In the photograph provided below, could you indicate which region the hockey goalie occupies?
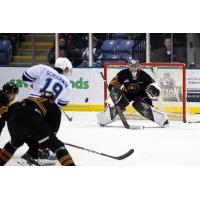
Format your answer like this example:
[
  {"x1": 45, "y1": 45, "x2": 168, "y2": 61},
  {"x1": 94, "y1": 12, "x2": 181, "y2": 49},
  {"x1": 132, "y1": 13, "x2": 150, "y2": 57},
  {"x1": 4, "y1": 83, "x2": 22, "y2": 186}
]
[{"x1": 97, "y1": 59, "x2": 169, "y2": 128}]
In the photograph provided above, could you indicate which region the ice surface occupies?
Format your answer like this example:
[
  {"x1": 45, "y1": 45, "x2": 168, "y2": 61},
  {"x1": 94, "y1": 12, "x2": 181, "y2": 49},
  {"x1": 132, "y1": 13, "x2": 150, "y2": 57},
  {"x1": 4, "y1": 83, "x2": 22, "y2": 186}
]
[{"x1": 0, "y1": 111, "x2": 200, "y2": 166}]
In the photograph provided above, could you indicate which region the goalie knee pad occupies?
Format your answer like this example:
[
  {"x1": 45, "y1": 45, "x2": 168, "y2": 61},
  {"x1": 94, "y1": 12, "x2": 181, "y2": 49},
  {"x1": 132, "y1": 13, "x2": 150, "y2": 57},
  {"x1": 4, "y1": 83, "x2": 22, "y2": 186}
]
[
  {"x1": 97, "y1": 105, "x2": 119, "y2": 126},
  {"x1": 132, "y1": 98, "x2": 168, "y2": 127}
]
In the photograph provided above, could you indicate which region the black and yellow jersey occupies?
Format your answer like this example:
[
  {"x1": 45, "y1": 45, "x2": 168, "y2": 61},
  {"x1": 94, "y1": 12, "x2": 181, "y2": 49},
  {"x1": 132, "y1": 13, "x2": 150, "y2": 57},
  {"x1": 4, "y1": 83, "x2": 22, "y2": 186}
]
[{"x1": 109, "y1": 68, "x2": 155, "y2": 101}]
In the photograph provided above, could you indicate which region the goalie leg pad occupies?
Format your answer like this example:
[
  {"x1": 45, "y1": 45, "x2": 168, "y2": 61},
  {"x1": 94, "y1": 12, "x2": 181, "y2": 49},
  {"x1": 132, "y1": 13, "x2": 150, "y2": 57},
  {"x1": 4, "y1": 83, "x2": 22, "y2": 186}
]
[
  {"x1": 97, "y1": 105, "x2": 119, "y2": 126},
  {"x1": 132, "y1": 98, "x2": 168, "y2": 127}
]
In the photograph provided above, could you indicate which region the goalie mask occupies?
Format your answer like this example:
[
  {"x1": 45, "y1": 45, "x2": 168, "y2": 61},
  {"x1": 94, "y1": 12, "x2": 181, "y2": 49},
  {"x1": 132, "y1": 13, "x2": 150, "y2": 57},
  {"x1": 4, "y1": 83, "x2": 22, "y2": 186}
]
[{"x1": 128, "y1": 59, "x2": 140, "y2": 79}]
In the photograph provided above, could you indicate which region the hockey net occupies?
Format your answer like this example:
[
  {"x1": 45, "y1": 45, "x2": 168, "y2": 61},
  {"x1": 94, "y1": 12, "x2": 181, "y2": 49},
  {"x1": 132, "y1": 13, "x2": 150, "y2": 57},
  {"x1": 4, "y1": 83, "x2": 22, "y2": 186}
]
[{"x1": 104, "y1": 62, "x2": 187, "y2": 122}]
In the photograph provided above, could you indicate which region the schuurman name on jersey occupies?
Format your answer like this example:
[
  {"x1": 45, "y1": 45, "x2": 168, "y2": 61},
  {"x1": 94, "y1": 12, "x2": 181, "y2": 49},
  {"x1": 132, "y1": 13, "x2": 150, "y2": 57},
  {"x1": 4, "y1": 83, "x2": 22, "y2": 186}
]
[{"x1": 46, "y1": 70, "x2": 68, "y2": 88}]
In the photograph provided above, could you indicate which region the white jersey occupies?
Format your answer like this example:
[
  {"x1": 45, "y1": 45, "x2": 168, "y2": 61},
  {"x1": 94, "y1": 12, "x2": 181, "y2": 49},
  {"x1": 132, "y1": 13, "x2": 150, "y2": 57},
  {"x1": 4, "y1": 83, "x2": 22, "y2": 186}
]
[{"x1": 22, "y1": 64, "x2": 72, "y2": 106}]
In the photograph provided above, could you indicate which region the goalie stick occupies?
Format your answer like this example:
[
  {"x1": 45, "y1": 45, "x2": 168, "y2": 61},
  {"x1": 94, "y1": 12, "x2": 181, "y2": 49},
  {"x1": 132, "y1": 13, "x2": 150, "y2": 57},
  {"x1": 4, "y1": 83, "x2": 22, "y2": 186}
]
[
  {"x1": 63, "y1": 142, "x2": 134, "y2": 160},
  {"x1": 100, "y1": 72, "x2": 143, "y2": 130}
]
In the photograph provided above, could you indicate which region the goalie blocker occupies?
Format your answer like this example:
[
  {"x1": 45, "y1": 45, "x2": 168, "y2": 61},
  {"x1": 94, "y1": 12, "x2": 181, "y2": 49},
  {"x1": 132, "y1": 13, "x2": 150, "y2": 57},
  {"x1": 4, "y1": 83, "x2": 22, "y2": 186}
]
[{"x1": 97, "y1": 85, "x2": 169, "y2": 127}]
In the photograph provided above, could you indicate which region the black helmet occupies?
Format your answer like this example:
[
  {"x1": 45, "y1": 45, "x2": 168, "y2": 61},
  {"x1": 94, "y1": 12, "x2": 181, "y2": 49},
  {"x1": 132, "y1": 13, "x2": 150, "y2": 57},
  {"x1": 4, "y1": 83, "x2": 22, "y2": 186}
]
[{"x1": 3, "y1": 82, "x2": 19, "y2": 94}]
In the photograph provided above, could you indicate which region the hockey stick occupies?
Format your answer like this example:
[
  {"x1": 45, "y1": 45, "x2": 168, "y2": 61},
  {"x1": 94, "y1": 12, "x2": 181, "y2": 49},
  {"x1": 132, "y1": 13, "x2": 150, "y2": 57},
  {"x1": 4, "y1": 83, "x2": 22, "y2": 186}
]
[
  {"x1": 100, "y1": 72, "x2": 143, "y2": 130},
  {"x1": 63, "y1": 142, "x2": 134, "y2": 160},
  {"x1": 60, "y1": 108, "x2": 73, "y2": 122},
  {"x1": 60, "y1": 97, "x2": 90, "y2": 122},
  {"x1": 101, "y1": 124, "x2": 166, "y2": 129},
  {"x1": 188, "y1": 121, "x2": 200, "y2": 123}
]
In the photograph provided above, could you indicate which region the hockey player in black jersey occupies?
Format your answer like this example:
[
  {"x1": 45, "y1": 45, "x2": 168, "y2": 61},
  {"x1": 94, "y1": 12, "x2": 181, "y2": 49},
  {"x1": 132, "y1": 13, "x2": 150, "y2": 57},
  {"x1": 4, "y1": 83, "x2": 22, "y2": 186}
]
[
  {"x1": 18, "y1": 94, "x2": 62, "y2": 166},
  {"x1": 0, "y1": 83, "x2": 65, "y2": 166},
  {"x1": 0, "y1": 82, "x2": 19, "y2": 137},
  {"x1": 0, "y1": 92, "x2": 75, "y2": 166},
  {"x1": 97, "y1": 59, "x2": 169, "y2": 127},
  {"x1": 0, "y1": 82, "x2": 59, "y2": 165}
]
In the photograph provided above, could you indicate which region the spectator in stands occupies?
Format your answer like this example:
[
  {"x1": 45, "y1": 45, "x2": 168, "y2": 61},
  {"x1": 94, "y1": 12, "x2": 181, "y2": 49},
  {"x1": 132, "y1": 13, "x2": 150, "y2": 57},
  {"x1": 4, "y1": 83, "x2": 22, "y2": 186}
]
[
  {"x1": 151, "y1": 37, "x2": 186, "y2": 63},
  {"x1": 0, "y1": 33, "x2": 20, "y2": 63},
  {"x1": 77, "y1": 37, "x2": 102, "y2": 68},
  {"x1": 0, "y1": 34, "x2": 18, "y2": 56},
  {"x1": 93, "y1": 33, "x2": 107, "y2": 48},
  {"x1": 48, "y1": 37, "x2": 67, "y2": 64},
  {"x1": 0, "y1": 35, "x2": 13, "y2": 64},
  {"x1": 163, "y1": 37, "x2": 173, "y2": 62},
  {"x1": 65, "y1": 33, "x2": 87, "y2": 67},
  {"x1": 48, "y1": 35, "x2": 83, "y2": 66}
]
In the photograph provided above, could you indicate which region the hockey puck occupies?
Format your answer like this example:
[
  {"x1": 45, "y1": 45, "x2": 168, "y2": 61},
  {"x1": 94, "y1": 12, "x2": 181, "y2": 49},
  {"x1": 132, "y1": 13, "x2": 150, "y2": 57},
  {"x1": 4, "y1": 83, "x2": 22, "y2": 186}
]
[{"x1": 85, "y1": 97, "x2": 89, "y2": 103}]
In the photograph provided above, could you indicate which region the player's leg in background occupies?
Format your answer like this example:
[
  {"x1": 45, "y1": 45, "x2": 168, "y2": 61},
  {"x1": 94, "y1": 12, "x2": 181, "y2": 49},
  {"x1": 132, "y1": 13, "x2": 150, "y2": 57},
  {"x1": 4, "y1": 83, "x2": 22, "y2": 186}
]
[
  {"x1": 0, "y1": 112, "x2": 25, "y2": 165},
  {"x1": 39, "y1": 103, "x2": 62, "y2": 161},
  {"x1": 40, "y1": 135, "x2": 75, "y2": 166},
  {"x1": 17, "y1": 136, "x2": 43, "y2": 166},
  {"x1": 30, "y1": 119, "x2": 75, "y2": 166},
  {"x1": 19, "y1": 105, "x2": 61, "y2": 165}
]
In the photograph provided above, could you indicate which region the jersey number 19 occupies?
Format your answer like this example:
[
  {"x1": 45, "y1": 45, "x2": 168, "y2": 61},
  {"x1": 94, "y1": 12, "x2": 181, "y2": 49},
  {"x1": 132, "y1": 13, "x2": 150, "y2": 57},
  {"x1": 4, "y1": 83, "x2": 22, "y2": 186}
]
[{"x1": 40, "y1": 78, "x2": 63, "y2": 99}]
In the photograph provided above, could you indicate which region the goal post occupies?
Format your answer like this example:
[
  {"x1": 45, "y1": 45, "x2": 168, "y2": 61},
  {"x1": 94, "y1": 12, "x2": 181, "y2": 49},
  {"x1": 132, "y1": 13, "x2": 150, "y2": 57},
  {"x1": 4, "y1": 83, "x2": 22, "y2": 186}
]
[{"x1": 104, "y1": 62, "x2": 187, "y2": 122}]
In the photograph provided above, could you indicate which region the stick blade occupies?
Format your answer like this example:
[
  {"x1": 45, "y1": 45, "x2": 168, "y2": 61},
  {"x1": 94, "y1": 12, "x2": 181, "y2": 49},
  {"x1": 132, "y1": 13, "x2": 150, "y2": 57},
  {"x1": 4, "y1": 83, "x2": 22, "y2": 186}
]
[
  {"x1": 188, "y1": 121, "x2": 200, "y2": 123},
  {"x1": 114, "y1": 149, "x2": 134, "y2": 160},
  {"x1": 129, "y1": 125, "x2": 144, "y2": 130}
]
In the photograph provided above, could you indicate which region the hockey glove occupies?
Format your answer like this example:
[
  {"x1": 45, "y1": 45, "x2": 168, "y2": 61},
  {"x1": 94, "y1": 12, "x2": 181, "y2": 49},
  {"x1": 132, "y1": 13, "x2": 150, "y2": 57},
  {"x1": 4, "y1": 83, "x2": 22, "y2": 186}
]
[{"x1": 146, "y1": 83, "x2": 161, "y2": 98}]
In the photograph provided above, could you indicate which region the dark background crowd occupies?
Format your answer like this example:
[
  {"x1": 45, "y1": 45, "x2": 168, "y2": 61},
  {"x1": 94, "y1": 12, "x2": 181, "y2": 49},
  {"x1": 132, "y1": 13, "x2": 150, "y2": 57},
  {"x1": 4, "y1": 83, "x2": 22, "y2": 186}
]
[{"x1": 0, "y1": 33, "x2": 195, "y2": 68}]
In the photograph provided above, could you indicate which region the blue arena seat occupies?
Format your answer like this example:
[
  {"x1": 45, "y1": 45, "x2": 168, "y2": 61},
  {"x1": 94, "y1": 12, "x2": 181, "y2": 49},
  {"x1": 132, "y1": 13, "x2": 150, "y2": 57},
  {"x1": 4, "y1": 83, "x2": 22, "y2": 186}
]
[
  {"x1": 0, "y1": 40, "x2": 12, "y2": 64},
  {"x1": 104, "y1": 53, "x2": 121, "y2": 60},
  {"x1": 0, "y1": 40, "x2": 12, "y2": 51},
  {"x1": 101, "y1": 40, "x2": 118, "y2": 53},
  {"x1": 0, "y1": 52, "x2": 9, "y2": 64},
  {"x1": 118, "y1": 40, "x2": 134, "y2": 53}
]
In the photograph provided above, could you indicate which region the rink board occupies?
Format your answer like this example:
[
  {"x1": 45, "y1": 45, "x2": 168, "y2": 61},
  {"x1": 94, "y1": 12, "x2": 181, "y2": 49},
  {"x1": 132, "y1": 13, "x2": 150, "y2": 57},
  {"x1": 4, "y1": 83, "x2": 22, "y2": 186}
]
[{"x1": 0, "y1": 67, "x2": 200, "y2": 114}]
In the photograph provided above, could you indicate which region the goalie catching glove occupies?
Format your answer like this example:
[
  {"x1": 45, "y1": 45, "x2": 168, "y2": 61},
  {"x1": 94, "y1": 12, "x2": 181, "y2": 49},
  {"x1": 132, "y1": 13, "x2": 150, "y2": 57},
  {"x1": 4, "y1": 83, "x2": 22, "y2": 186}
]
[{"x1": 146, "y1": 83, "x2": 161, "y2": 99}]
